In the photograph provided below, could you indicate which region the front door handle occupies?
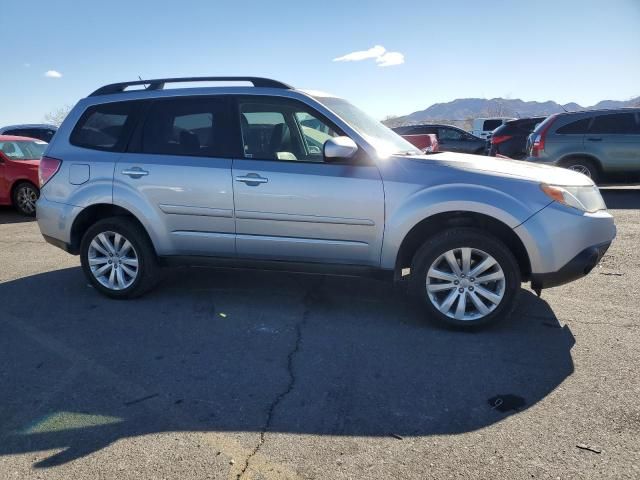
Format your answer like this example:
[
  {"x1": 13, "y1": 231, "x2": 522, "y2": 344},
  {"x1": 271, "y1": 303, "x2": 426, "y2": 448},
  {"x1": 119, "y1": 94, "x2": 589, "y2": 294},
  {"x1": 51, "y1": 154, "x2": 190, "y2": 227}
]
[
  {"x1": 122, "y1": 167, "x2": 149, "y2": 178},
  {"x1": 235, "y1": 174, "x2": 268, "y2": 186}
]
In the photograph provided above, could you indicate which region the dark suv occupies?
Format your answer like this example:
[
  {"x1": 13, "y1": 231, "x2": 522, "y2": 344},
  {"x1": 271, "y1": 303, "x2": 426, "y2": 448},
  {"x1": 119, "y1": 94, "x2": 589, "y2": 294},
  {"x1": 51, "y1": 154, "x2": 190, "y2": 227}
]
[
  {"x1": 393, "y1": 124, "x2": 487, "y2": 155},
  {"x1": 0, "y1": 124, "x2": 57, "y2": 143},
  {"x1": 526, "y1": 108, "x2": 640, "y2": 183},
  {"x1": 489, "y1": 117, "x2": 545, "y2": 159}
]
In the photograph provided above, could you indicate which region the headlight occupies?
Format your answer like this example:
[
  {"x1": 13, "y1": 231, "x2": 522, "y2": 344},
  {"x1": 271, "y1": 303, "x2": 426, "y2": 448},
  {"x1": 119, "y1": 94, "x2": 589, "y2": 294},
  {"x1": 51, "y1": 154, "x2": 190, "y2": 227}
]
[{"x1": 540, "y1": 183, "x2": 606, "y2": 212}]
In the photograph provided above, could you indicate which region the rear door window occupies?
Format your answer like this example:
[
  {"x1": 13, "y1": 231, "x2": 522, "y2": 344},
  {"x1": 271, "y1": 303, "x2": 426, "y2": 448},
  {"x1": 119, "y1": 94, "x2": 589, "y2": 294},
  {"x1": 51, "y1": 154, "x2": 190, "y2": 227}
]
[
  {"x1": 140, "y1": 97, "x2": 233, "y2": 158},
  {"x1": 71, "y1": 101, "x2": 141, "y2": 151},
  {"x1": 589, "y1": 113, "x2": 639, "y2": 134}
]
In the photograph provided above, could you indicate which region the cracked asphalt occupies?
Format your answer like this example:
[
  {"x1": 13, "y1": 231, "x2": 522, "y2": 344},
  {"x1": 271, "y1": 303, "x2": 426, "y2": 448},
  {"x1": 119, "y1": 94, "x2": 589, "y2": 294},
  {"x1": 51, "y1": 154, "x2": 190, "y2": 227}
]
[{"x1": 0, "y1": 187, "x2": 638, "y2": 479}]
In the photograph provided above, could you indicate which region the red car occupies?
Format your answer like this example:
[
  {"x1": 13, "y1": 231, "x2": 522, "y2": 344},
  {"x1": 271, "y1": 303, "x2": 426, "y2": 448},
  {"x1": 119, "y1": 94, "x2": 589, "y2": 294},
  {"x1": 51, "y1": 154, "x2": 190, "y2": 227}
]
[
  {"x1": 0, "y1": 135, "x2": 47, "y2": 216},
  {"x1": 400, "y1": 132, "x2": 439, "y2": 153}
]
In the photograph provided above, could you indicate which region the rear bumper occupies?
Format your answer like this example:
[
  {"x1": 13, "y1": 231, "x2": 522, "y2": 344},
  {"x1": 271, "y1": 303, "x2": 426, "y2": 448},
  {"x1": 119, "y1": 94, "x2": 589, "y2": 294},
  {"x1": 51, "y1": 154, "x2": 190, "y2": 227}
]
[
  {"x1": 36, "y1": 197, "x2": 81, "y2": 254},
  {"x1": 530, "y1": 241, "x2": 611, "y2": 290},
  {"x1": 43, "y1": 234, "x2": 74, "y2": 253}
]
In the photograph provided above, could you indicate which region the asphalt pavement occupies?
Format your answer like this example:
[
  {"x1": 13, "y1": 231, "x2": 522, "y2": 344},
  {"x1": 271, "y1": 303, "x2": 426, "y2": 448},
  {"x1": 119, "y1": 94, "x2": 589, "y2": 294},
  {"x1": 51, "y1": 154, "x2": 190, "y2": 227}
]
[{"x1": 0, "y1": 187, "x2": 638, "y2": 479}]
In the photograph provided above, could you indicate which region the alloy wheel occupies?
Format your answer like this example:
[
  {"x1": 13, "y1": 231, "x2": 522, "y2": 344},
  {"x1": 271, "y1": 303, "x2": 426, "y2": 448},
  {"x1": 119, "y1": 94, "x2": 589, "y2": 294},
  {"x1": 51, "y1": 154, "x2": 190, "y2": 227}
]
[
  {"x1": 88, "y1": 231, "x2": 139, "y2": 290},
  {"x1": 426, "y1": 247, "x2": 505, "y2": 321},
  {"x1": 568, "y1": 164, "x2": 592, "y2": 178},
  {"x1": 16, "y1": 185, "x2": 38, "y2": 214}
]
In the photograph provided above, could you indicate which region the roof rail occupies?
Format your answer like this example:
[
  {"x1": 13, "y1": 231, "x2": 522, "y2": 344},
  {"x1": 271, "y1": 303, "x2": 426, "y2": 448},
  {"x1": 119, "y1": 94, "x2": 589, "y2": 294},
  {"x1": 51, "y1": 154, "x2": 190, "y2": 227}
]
[{"x1": 89, "y1": 76, "x2": 292, "y2": 96}]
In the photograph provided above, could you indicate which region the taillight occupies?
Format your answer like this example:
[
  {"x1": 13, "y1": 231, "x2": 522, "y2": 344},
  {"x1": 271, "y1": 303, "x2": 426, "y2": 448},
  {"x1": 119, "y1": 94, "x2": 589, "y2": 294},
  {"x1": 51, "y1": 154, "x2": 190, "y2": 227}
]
[
  {"x1": 530, "y1": 115, "x2": 557, "y2": 157},
  {"x1": 39, "y1": 156, "x2": 62, "y2": 187},
  {"x1": 491, "y1": 135, "x2": 512, "y2": 145}
]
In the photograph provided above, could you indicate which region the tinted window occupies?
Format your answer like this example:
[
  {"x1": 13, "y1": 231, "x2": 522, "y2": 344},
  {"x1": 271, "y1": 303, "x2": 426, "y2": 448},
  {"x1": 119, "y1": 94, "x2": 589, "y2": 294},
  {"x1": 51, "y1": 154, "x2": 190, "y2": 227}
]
[
  {"x1": 141, "y1": 98, "x2": 232, "y2": 157},
  {"x1": 407, "y1": 125, "x2": 437, "y2": 135},
  {"x1": 239, "y1": 97, "x2": 340, "y2": 162},
  {"x1": 392, "y1": 126, "x2": 412, "y2": 135},
  {"x1": 590, "y1": 113, "x2": 638, "y2": 134},
  {"x1": 516, "y1": 119, "x2": 543, "y2": 133},
  {"x1": 71, "y1": 102, "x2": 139, "y2": 151},
  {"x1": 4, "y1": 129, "x2": 29, "y2": 137},
  {"x1": 556, "y1": 118, "x2": 591, "y2": 134},
  {"x1": 483, "y1": 120, "x2": 503, "y2": 131},
  {"x1": 437, "y1": 127, "x2": 464, "y2": 141}
]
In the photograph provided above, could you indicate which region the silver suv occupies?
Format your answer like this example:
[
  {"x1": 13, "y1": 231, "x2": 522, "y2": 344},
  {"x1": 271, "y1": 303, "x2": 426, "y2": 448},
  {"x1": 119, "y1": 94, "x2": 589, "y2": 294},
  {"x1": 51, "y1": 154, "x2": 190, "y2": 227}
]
[
  {"x1": 36, "y1": 77, "x2": 616, "y2": 328},
  {"x1": 526, "y1": 108, "x2": 640, "y2": 184}
]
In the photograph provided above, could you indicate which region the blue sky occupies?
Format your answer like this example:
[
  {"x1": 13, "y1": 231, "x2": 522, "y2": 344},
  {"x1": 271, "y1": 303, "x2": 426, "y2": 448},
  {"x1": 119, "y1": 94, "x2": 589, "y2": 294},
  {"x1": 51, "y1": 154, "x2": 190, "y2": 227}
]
[{"x1": 1, "y1": 0, "x2": 639, "y2": 125}]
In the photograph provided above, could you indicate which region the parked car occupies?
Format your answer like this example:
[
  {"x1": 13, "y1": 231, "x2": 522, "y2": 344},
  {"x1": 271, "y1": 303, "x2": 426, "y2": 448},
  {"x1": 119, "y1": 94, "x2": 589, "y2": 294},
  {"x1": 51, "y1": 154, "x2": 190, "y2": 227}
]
[
  {"x1": 526, "y1": 108, "x2": 640, "y2": 184},
  {"x1": 0, "y1": 135, "x2": 46, "y2": 215},
  {"x1": 471, "y1": 118, "x2": 515, "y2": 139},
  {"x1": 391, "y1": 126, "x2": 439, "y2": 152},
  {"x1": 37, "y1": 76, "x2": 615, "y2": 329},
  {"x1": 0, "y1": 124, "x2": 57, "y2": 143},
  {"x1": 489, "y1": 117, "x2": 546, "y2": 159},
  {"x1": 393, "y1": 124, "x2": 486, "y2": 154}
]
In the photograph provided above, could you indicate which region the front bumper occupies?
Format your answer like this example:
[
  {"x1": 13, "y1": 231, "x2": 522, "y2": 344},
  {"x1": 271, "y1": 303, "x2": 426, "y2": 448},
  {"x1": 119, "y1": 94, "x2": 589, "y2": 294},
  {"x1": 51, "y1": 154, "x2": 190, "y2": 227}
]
[
  {"x1": 531, "y1": 241, "x2": 611, "y2": 290},
  {"x1": 514, "y1": 201, "x2": 616, "y2": 279}
]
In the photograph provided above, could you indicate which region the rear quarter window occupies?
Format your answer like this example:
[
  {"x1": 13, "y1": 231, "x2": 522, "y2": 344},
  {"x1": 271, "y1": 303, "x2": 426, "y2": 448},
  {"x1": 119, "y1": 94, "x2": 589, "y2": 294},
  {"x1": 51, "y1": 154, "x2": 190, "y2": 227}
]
[
  {"x1": 70, "y1": 101, "x2": 141, "y2": 151},
  {"x1": 555, "y1": 118, "x2": 591, "y2": 134}
]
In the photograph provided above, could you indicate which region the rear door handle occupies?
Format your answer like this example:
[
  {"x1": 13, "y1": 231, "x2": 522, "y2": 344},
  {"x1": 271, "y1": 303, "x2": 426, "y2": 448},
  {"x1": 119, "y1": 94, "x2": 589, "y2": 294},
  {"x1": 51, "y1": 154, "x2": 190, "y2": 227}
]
[
  {"x1": 235, "y1": 174, "x2": 268, "y2": 186},
  {"x1": 587, "y1": 137, "x2": 602, "y2": 142},
  {"x1": 122, "y1": 167, "x2": 149, "y2": 178}
]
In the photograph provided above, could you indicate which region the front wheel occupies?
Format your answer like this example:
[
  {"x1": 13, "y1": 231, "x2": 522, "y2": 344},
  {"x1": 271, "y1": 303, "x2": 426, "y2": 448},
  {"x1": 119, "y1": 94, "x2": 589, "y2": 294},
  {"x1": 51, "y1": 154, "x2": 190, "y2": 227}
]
[
  {"x1": 409, "y1": 228, "x2": 521, "y2": 329},
  {"x1": 562, "y1": 158, "x2": 600, "y2": 184},
  {"x1": 80, "y1": 217, "x2": 159, "y2": 299}
]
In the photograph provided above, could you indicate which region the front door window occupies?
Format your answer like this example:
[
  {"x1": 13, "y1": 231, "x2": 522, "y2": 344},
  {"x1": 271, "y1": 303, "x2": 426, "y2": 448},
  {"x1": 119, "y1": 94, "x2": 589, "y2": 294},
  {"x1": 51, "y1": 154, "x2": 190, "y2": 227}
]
[{"x1": 239, "y1": 98, "x2": 340, "y2": 162}]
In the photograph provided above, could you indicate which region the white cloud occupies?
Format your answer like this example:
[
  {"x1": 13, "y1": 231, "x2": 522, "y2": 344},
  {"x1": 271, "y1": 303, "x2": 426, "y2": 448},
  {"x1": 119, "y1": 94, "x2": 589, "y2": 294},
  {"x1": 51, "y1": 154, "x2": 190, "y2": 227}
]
[
  {"x1": 376, "y1": 51, "x2": 405, "y2": 67},
  {"x1": 333, "y1": 45, "x2": 386, "y2": 62},
  {"x1": 332, "y1": 45, "x2": 404, "y2": 67},
  {"x1": 44, "y1": 70, "x2": 63, "y2": 78}
]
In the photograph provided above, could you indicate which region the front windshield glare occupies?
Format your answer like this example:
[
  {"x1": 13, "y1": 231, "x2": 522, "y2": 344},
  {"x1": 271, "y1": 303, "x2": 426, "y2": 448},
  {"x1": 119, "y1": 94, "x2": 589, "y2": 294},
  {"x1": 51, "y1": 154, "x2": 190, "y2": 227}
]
[{"x1": 313, "y1": 96, "x2": 421, "y2": 156}]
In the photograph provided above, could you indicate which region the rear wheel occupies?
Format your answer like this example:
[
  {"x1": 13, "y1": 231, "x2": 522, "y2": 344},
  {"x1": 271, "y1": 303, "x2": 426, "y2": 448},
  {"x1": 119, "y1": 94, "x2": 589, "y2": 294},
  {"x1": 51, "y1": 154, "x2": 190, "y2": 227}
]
[
  {"x1": 561, "y1": 157, "x2": 600, "y2": 184},
  {"x1": 80, "y1": 217, "x2": 159, "y2": 298},
  {"x1": 409, "y1": 228, "x2": 521, "y2": 329},
  {"x1": 12, "y1": 182, "x2": 39, "y2": 216}
]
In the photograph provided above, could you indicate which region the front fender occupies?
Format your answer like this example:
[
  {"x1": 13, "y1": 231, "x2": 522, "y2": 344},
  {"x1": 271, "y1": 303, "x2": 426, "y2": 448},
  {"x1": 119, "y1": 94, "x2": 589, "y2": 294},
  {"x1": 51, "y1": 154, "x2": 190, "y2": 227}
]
[{"x1": 380, "y1": 183, "x2": 544, "y2": 269}]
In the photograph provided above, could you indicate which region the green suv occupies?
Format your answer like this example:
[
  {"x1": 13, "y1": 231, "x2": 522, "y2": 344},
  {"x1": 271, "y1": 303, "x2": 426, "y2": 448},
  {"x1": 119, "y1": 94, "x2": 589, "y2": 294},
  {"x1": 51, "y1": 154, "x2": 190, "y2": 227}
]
[{"x1": 526, "y1": 108, "x2": 640, "y2": 184}]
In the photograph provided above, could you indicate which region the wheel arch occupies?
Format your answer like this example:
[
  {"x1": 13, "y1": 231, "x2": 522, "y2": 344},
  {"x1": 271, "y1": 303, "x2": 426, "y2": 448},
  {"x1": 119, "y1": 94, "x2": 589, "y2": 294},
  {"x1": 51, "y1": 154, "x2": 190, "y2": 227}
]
[
  {"x1": 69, "y1": 203, "x2": 154, "y2": 255},
  {"x1": 558, "y1": 153, "x2": 603, "y2": 173},
  {"x1": 394, "y1": 211, "x2": 532, "y2": 282}
]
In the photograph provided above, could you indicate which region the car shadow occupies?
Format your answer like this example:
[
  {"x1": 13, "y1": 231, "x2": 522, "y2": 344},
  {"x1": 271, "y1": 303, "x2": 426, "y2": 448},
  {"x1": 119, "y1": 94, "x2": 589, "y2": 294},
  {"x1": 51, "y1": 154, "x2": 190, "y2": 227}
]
[
  {"x1": 0, "y1": 266, "x2": 575, "y2": 468},
  {"x1": 600, "y1": 187, "x2": 640, "y2": 210},
  {"x1": 0, "y1": 206, "x2": 34, "y2": 224}
]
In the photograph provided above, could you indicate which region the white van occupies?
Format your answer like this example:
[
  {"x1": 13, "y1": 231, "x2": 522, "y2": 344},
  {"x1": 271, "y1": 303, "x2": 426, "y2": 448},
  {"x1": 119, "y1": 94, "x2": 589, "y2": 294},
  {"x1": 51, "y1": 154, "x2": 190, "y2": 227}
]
[{"x1": 471, "y1": 118, "x2": 515, "y2": 139}]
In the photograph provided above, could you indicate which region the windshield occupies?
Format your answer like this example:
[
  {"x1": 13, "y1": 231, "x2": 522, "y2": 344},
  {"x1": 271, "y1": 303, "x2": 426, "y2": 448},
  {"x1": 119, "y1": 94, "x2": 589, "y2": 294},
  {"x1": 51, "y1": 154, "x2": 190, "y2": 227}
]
[
  {"x1": 312, "y1": 96, "x2": 421, "y2": 156},
  {"x1": 0, "y1": 140, "x2": 47, "y2": 160}
]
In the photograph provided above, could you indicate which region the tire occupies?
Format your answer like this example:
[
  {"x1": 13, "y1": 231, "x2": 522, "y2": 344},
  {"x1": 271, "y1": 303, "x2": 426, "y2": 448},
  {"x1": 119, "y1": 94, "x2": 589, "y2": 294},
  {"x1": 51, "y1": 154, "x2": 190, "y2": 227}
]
[
  {"x1": 12, "y1": 181, "x2": 39, "y2": 216},
  {"x1": 80, "y1": 216, "x2": 160, "y2": 299},
  {"x1": 409, "y1": 228, "x2": 521, "y2": 329},
  {"x1": 561, "y1": 157, "x2": 600, "y2": 184}
]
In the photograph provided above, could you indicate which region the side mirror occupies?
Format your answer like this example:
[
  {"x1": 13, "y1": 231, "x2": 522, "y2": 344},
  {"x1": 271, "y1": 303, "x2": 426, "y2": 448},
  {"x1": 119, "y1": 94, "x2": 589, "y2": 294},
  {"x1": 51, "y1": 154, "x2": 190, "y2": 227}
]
[{"x1": 323, "y1": 136, "x2": 358, "y2": 162}]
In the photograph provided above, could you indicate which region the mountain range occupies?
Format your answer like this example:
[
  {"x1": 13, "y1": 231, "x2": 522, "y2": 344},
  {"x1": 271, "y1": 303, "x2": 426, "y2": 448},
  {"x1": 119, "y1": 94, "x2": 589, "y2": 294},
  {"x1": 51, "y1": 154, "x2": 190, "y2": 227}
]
[{"x1": 384, "y1": 96, "x2": 640, "y2": 127}]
